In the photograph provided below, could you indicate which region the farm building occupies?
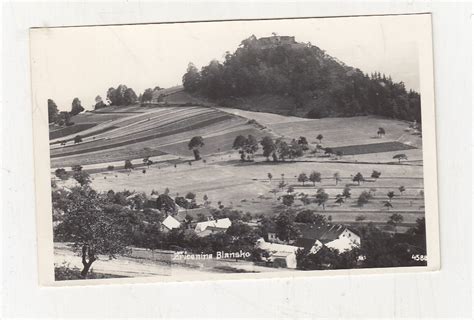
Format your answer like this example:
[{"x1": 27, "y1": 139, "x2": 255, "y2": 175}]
[
  {"x1": 162, "y1": 215, "x2": 181, "y2": 231},
  {"x1": 195, "y1": 218, "x2": 232, "y2": 234},
  {"x1": 295, "y1": 224, "x2": 361, "y2": 252},
  {"x1": 255, "y1": 239, "x2": 301, "y2": 269}
]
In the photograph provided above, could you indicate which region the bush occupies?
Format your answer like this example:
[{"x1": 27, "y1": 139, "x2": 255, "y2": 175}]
[{"x1": 107, "y1": 165, "x2": 115, "y2": 171}]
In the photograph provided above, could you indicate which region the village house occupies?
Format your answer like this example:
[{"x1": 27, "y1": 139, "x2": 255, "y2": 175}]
[
  {"x1": 295, "y1": 223, "x2": 361, "y2": 252},
  {"x1": 194, "y1": 218, "x2": 232, "y2": 237},
  {"x1": 255, "y1": 239, "x2": 301, "y2": 269}
]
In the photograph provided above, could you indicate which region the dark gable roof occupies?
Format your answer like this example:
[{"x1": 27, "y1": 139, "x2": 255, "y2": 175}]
[
  {"x1": 174, "y1": 207, "x2": 212, "y2": 223},
  {"x1": 294, "y1": 238, "x2": 317, "y2": 250},
  {"x1": 296, "y1": 223, "x2": 350, "y2": 243}
]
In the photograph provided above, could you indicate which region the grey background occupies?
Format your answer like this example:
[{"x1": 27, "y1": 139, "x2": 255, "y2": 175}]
[{"x1": 1, "y1": 1, "x2": 472, "y2": 318}]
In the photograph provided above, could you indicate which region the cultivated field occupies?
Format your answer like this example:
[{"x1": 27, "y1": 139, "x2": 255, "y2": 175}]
[{"x1": 52, "y1": 98, "x2": 425, "y2": 229}]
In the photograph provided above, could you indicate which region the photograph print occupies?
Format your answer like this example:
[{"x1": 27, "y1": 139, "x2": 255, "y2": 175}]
[{"x1": 30, "y1": 13, "x2": 439, "y2": 284}]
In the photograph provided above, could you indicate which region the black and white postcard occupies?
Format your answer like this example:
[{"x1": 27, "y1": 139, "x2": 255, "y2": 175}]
[{"x1": 30, "y1": 13, "x2": 439, "y2": 285}]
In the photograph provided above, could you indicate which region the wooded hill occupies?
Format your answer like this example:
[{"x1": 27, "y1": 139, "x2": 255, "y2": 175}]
[{"x1": 182, "y1": 35, "x2": 421, "y2": 122}]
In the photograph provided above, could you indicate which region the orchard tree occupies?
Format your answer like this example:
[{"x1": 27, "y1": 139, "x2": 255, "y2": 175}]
[
  {"x1": 267, "y1": 173, "x2": 273, "y2": 182},
  {"x1": 316, "y1": 134, "x2": 323, "y2": 144},
  {"x1": 357, "y1": 191, "x2": 371, "y2": 207},
  {"x1": 377, "y1": 127, "x2": 386, "y2": 138},
  {"x1": 399, "y1": 186, "x2": 406, "y2": 195},
  {"x1": 124, "y1": 160, "x2": 133, "y2": 171},
  {"x1": 335, "y1": 194, "x2": 345, "y2": 206},
  {"x1": 309, "y1": 171, "x2": 321, "y2": 186},
  {"x1": 74, "y1": 135, "x2": 83, "y2": 144},
  {"x1": 371, "y1": 170, "x2": 381, "y2": 179},
  {"x1": 333, "y1": 172, "x2": 341, "y2": 185},
  {"x1": 393, "y1": 154, "x2": 408, "y2": 163},
  {"x1": 387, "y1": 191, "x2": 395, "y2": 202},
  {"x1": 342, "y1": 186, "x2": 351, "y2": 199},
  {"x1": 383, "y1": 201, "x2": 393, "y2": 210},
  {"x1": 298, "y1": 173, "x2": 308, "y2": 186},
  {"x1": 315, "y1": 189, "x2": 329, "y2": 210},
  {"x1": 353, "y1": 172, "x2": 364, "y2": 185},
  {"x1": 188, "y1": 136, "x2": 205, "y2": 160}
]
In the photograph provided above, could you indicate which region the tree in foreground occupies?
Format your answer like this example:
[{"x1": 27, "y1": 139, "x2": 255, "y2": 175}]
[
  {"x1": 188, "y1": 136, "x2": 205, "y2": 160},
  {"x1": 55, "y1": 186, "x2": 133, "y2": 278}
]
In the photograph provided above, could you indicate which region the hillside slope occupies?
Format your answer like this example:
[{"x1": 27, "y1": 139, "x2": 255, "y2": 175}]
[{"x1": 182, "y1": 35, "x2": 421, "y2": 121}]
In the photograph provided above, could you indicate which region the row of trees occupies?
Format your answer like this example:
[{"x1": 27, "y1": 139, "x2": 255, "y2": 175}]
[{"x1": 182, "y1": 35, "x2": 421, "y2": 121}]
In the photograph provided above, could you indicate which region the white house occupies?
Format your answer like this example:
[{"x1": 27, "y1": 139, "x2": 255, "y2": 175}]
[
  {"x1": 162, "y1": 215, "x2": 181, "y2": 231},
  {"x1": 297, "y1": 224, "x2": 361, "y2": 252},
  {"x1": 255, "y1": 238, "x2": 301, "y2": 269},
  {"x1": 195, "y1": 218, "x2": 232, "y2": 233}
]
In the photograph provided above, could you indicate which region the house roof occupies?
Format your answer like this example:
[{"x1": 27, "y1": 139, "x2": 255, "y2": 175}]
[
  {"x1": 195, "y1": 218, "x2": 231, "y2": 233},
  {"x1": 294, "y1": 238, "x2": 318, "y2": 250},
  {"x1": 256, "y1": 238, "x2": 299, "y2": 254},
  {"x1": 296, "y1": 223, "x2": 355, "y2": 243},
  {"x1": 162, "y1": 215, "x2": 181, "y2": 230},
  {"x1": 325, "y1": 237, "x2": 359, "y2": 252},
  {"x1": 173, "y1": 207, "x2": 212, "y2": 223}
]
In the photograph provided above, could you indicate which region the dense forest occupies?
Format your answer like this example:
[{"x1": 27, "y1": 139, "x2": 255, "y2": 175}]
[{"x1": 182, "y1": 35, "x2": 421, "y2": 121}]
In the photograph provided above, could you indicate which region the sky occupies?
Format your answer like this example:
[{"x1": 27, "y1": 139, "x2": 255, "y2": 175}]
[{"x1": 31, "y1": 14, "x2": 425, "y2": 111}]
